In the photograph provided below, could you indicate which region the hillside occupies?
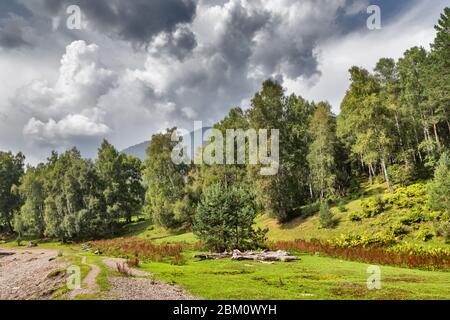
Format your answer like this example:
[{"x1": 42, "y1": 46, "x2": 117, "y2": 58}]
[
  {"x1": 122, "y1": 181, "x2": 450, "y2": 250},
  {"x1": 121, "y1": 141, "x2": 151, "y2": 160}
]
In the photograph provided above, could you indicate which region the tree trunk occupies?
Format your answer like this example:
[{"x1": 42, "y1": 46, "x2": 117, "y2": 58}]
[
  {"x1": 381, "y1": 158, "x2": 395, "y2": 193},
  {"x1": 6, "y1": 219, "x2": 13, "y2": 234},
  {"x1": 394, "y1": 112, "x2": 404, "y2": 148},
  {"x1": 433, "y1": 123, "x2": 441, "y2": 147}
]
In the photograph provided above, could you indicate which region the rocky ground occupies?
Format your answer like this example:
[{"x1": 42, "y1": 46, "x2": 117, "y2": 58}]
[
  {"x1": 0, "y1": 248, "x2": 67, "y2": 300},
  {"x1": 0, "y1": 247, "x2": 198, "y2": 300}
]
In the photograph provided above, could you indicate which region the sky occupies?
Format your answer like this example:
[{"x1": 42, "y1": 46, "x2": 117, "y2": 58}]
[{"x1": 0, "y1": 0, "x2": 448, "y2": 164}]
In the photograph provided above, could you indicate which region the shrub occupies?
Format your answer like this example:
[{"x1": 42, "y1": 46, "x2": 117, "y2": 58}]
[
  {"x1": 386, "y1": 224, "x2": 408, "y2": 238},
  {"x1": 299, "y1": 201, "x2": 321, "y2": 218},
  {"x1": 92, "y1": 237, "x2": 185, "y2": 263},
  {"x1": 268, "y1": 239, "x2": 450, "y2": 270},
  {"x1": 193, "y1": 184, "x2": 268, "y2": 252},
  {"x1": 361, "y1": 196, "x2": 385, "y2": 218},
  {"x1": 337, "y1": 201, "x2": 348, "y2": 213},
  {"x1": 400, "y1": 210, "x2": 428, "y2": 225},
  {"x1": 433, "y1": 221, "x2": 450, "y2": 243},
  {"x1": 348, "y1": 212, "x2": 362, "y2": 222},
  {"x1": 126, "y1": 257, "x2": 140, "y2": 268},
  {"x1": 416, "y1": 228, "x2": 434, "y2": 242},
  {"x1": 329, "y1": 234, "x2": 397, "y2": 248},
  {"x1": 387, "y1": 163, "x2": 415, "y2": 186},
  {"x1": 116, "y1": 262, "x2": 131, "y2": 277},
  {"x1": 384, "y1": 183, "x2": 427, "y2": 209},
  {"x1": 319, "y1": 203, "x2": 336, "y2": 229}
]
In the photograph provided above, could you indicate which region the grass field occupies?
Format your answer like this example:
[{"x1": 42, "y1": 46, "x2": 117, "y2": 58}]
[
  {"x1": 138, "y1": 252, "x2": 450, "y2": 300},
  {"x1": 2, "y1": 182, "x2": 449, "y2": 300}
]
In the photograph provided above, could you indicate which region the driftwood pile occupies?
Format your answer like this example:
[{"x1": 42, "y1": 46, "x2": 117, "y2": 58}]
[{"x1": 194, "y1": 249, "x2": 298, "y2": 262}]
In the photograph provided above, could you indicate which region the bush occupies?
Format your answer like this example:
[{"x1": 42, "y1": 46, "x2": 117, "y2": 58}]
[
  {"x1": 193, "y1": 184, "x2": 268, "y2": 252},
  {"x1": 386, "y1": 224, "x2": 408, "y2": 238},
  {"x1": 416, "y1": 228, "x2": 434, "y2": 242},
  {"x1": 433, "y1": 221, "x2": 450, "y2": 243},
  {"x1": 319, "y1": 203, "x2": 337, "y2": 229},
  {"x1": 400, "y1": 210, "x2": 428, "y2": 226},
  {"x1": 384, "y1": 183, "x2": 427, "y2": 209},
  {"x1": 329, "y1": 234, "x2": 397, "y2": 248},
  {"x1": 299, "y1": 201, "x2": 321, "y2": 218},
  {"x1": 361, "y1": 196, "x2": 385, "y2": 218},
  {"x1": 387, "y1": 163, "x2": 415, "y2": 186},
  {"x1": 337, "y1": 201, "x2": 348, "y2": 213},
  {"x1": 348, "y1": 212, "x2": 362, "y2": 222}
]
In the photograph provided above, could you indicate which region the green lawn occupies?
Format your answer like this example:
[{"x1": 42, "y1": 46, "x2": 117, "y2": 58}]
[{"x1": 138, "y1": 251, "x2": 450, "y2": 300}]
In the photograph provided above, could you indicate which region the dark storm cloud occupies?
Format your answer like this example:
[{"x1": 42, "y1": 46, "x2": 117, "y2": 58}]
[
  {"x1": 44, "y1": 0, "x2": 197, "y2": 46},
  {"x1": 0, "y1": 0, "x2": 32, "y2": 19},
  {"x1": 0, "y1": 0, "x2": 32, "y2": 49},
  {"x1": 1, "y1": 0, "x2": 443, "y2": 164},
  {"x1": 0, "y1": 20, "x2": 31, "y2": 49}
]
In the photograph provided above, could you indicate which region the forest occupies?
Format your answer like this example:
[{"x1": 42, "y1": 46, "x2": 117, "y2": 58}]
[{"x1": 0, "y1": 8, "x2": 449, "y2": 255}]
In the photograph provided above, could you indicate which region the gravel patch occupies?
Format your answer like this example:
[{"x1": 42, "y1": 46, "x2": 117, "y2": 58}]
[
  {"x1": 0, "y1": 247, "x2": 68, "y2": 300},
  {"x1": 102, "y1": 257, "x2": 152, "y2": 277},
  {"x1": 104, "y1": 276, "x2": 199, "y2": 300}
]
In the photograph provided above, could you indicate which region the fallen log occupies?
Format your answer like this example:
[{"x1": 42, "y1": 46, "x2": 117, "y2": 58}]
[{"x1": 193, "y1": 249, "x2": 299, "y2": 262}]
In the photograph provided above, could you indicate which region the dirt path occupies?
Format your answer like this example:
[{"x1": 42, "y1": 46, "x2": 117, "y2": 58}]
[
  {"x1": 101, "y1": 257, "x2": 199, "y2": 300},
  {"x1": 65, "y1": 256, "x2": 100, "y2": 299},
  {"x1": 0, "y1": 247, "x2": 67, "y2": 300},
  {"x1": 0, "y1": 247, "x2": 199, "y2": 300}
]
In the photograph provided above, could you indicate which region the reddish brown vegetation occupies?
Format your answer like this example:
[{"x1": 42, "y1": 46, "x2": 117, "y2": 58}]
[
  {"x1": 92, "y1": 237, "x2": 186, "y2": 263},
  {"x1": 269, "y1": 239, "x2": 450, "y2": 270},
  {"x1": 116, "y1": 262, "x2": 131, "y2": 277}
]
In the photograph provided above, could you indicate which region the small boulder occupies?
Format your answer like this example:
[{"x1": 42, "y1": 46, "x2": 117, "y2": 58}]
[{"x1": 27, "y1": 242, "x2": 38, "y2": 248}]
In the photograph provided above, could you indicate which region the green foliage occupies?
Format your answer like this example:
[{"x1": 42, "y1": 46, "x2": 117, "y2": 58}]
[
  {"x1": 337, "y1": 201, "x2": 348, "y2": 213},
  {"x1": 0, "y1": 151, "x2": 25, "y2": 232},
  {"x1": 143, "y1": 128, "x2": 191, "y2": 229},
  {"x1": 193, "y1": 184, "x2": 267, "y2": 252},
  {"x1": 43, "y1": 149, "x2": 110, "y2": 241},
  {"x1": 432, "y1": 221, "x2": 450, "y2": 243},
  {"x1": 400, "y1": 210, "x2": 428, "y2": 226},
  {"x1": 427, "y1": 152, "x2": 450, "y2": 215},
  {"x1": 298, "y1": 201, "x2": 321, "y2": 218},
  {"x1": 307, "y1": 102, "x2": 337, "y2": 200},
  {"x1": 416, "y1": 228, "x2": 434, "y2": 242},
  {"x1": 96, "y1": 140, "x2": 145, "y2": 227},
  {"x1": 384, "y1": 183, "x2": 427, "y2": 209},
  {"x1": 14, "y1": 165, "x2": 46, "y2": 238},
  {"x1": 319, "y1": 202, "x2": 336, "y2": 229},
  {"x1": 329, "y1": 234, "x2": 397, "y2": 248},
  {"x1": 361, "y1": 196, "x2": 385, "y2": 218},
  {"x1": 247, "y1": 80, "x2": 314, "y2": 222},
  {"x1": 387, "y1": 163, "x2": 416, "y2": 186},
  {"x1": 386, "y1": 224, "x2": 409, "y2": 238},
  {"x1": 348, "y1": 212, "x2": 362, "y2": 222}
]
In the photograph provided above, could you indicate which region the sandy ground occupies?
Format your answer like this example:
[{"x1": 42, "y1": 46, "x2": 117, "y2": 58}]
[{"x1": 0, "y1": 247, "x2": 67, "y2": 300}]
